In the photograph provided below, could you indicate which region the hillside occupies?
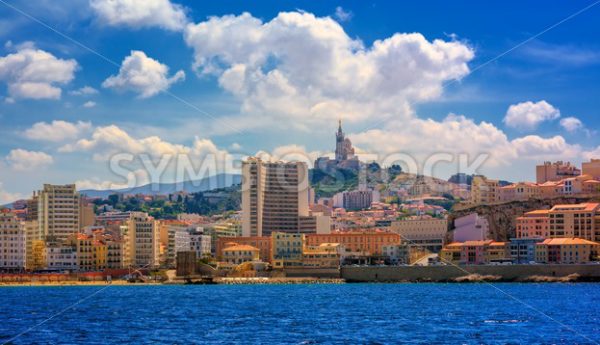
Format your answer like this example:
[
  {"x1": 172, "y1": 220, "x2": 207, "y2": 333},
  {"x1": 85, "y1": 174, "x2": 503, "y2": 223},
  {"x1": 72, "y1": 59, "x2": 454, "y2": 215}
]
[{"x1": 80, "y1": 173, "x2": 241, "y2": 198}]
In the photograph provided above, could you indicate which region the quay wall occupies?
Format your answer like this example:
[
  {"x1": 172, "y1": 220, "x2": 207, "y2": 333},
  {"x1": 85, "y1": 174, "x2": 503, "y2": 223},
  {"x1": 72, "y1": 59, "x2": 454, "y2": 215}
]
[{"x1": 341, "y1": 264, "x2": 600, "y2": 282}]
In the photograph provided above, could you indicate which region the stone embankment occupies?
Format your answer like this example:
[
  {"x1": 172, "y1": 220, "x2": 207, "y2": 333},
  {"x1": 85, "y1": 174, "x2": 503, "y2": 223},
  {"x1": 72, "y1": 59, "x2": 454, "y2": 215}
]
[{"x1": 341, "y1": 264, "x2": 600, "y2": 282}]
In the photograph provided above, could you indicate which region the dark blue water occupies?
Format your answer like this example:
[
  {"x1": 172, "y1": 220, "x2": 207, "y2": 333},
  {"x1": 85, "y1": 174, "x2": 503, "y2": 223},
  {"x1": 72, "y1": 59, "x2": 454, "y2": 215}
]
[{"x1": 1, "y1": 284, "x2": 600, "y2": 344}]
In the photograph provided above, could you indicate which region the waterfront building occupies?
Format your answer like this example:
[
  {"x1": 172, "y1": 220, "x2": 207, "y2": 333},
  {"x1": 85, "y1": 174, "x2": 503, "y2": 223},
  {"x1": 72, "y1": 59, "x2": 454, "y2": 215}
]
[
  {"x1": 0, "y1": 211, "x2": 26, "y2": 270},
  {"x1": 516, "y1": 210, "x2": 550, "y2": 238},
  {"x1": 46, "y1": 244, "x2": 77, "y2": 271},
  {"x1": 390, "y1": 217, "x2": 448, "y2": 252},
  {"x1": 73, "y1": 233, "x2": 107, "y2": 271},
  {"x1": 24, "y1": 220, "x2": 41, "y2": 270},
  {"x1": 439, "y1": 242, "x2": 462, "y2": 265},
  {"x1": 536, "y1": 161, "x2": 581, "y2": 183},
  {"x1": 241, "y1": 157, "x2": 310, "y2": 237},
  {"x1": 381, "y1": 244, "x2": 411, "y2": 265},
  {"x1": 35, "y1": 184, "x2": 82, "y2": 242},
  {"x1": 216, "y1": 236, "x2": 272, "y2": 262},
  {"x1": 535, "y1": 238, "x2": 599, "y2": 264},
  {"x1": 105, "y1": 236, "x2": 126, "y2": 270},
  {"x1": 440, "y1": 240, "x2": 510, "y2": 265},
  {"x1": 534, "y1": 203, "x2": 596, "y2": 240},
  {"x1": 516, "y1": 203, "x2": 600, "y2": 242},
  {"x1": 222, "y1": 243, "x2": 260, "y2": 265},
  {"x1": 452, "y1": 213, "x2": 489, "y2": 242},
  {"x1": 302, "y1": 243, "x2": 343, "y2": 268},
  {"x1": 29, "y1": 239, "x2": 47, "y2": 271},
  {"x1": 305, "y1": 231, "x2": 400, "y2": 256},
  {"x1": 509, "y1": 238, "x2": 543, "y2": 264},
  {"x1": 271, "y1": 232, "x2": 304, "y2": 268},
  {"x1": 462, "y1": 240, "x2": 509, "y2": 265},
  {"x1": 189, "y1": 228, "x2": 211, "y2": 259},
  {"x1": 470, "y1": 176, "x2": 500, "y2": 205},
  {"x1": 162, "y1": 223, "x2": 192, "y2": 268},
  {"x1": 129, "y1": 213, "x2": 160, "y2": 268}
]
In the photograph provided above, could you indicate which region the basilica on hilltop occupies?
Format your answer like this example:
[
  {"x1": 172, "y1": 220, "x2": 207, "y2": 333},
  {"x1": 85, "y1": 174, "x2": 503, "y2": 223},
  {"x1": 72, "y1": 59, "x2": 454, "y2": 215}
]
[{"x1": 314, "y1": 120, "x2": 360, "y2": 171}]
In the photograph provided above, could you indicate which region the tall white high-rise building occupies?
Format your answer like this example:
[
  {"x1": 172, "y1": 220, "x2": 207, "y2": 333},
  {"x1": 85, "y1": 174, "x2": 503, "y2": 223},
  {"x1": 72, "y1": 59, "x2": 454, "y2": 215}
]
[
  {"x1": 0, "y1": 211, "x2": 26, "y2": 270},
  {"x1": 241, "y1": 157, "x2": 309, "y2": 237},
  {"x1": 35, "y1": 184, "x2": 82, "y2": 242},
  {"x1": 129, "y1": 213, "x2": 160, "y2": 268}
]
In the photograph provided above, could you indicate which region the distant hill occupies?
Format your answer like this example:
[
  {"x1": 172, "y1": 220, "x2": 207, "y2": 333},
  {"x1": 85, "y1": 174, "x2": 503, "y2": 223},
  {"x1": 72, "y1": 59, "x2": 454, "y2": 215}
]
[{"x1": 80, "y1": 173, "x2": 241, "y2": 198}]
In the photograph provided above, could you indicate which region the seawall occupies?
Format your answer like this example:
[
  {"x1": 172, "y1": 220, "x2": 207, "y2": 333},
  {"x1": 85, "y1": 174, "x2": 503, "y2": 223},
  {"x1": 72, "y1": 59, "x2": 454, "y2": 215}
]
[{"x1": 341, "y1": 264, "x2": 600, "y2": 282}]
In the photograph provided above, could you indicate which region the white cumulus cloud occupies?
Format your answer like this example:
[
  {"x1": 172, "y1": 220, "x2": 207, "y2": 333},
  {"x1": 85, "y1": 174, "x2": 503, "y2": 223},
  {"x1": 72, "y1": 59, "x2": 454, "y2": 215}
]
[
  {"x1": 23, "y1": 120, "x2": 92, "y2": 142},
  {"x1": 5, "y1": 149, "x2": 54, "y2": 171},
  {"x1": 503, "y1": 100, "x2": 560, "y2": 130},
  {"x1": 334, "y1": 6, "x2": 353, "y2": 22},
  {"x1": 560, "y1": 116, "x2": 583, "y2": 133},
  {"x1": 0, "y1": 182, "x2": 25, "y2": 204},
  {"x1": 83, "y1": 101, "x2": 96, "y2": 108},
  {"x1": 69, "y1": 85, "x2": 98, "y2": 96},
  {"x1": 90, "y1": 0, "x2": 188, "y2": 31},
  {"x1": 0, "y1": 45, "x2": 77, "y2": 101},
  {"x1": 102, "y1": 50, "x2": 185, "y2": 98},
  {"x1": 183, "y1": 11, "x2": 474, "y2": 128}
]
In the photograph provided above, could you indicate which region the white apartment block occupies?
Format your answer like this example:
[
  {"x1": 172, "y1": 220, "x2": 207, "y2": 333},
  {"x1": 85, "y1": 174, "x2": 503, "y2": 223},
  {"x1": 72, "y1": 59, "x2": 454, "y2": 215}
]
[{"x1": 0, "y1": 212, "x2": 26, "y2": 270}]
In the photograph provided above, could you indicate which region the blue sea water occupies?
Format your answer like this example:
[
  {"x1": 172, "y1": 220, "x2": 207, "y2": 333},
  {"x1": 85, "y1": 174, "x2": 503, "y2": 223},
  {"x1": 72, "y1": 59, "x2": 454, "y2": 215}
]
[{"x1": 1, "y1": 283, "x2": 600, "y2": 344}]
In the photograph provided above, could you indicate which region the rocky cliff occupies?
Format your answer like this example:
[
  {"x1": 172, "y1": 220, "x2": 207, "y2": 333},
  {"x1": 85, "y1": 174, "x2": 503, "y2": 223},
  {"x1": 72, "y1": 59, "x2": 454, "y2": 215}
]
[{"x1": 449, "y1": 196, "x2": 600, "y2": 241}]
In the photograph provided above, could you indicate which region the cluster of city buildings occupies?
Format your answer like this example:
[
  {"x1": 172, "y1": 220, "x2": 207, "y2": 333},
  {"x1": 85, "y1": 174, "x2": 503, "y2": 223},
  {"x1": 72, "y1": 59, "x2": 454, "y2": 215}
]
[
  {"x1": 439, "y1": 202, "x2": 600, "y2": 265},
  {"x1": 470, "y1": 160, "x2": 600, "y2": 205}
]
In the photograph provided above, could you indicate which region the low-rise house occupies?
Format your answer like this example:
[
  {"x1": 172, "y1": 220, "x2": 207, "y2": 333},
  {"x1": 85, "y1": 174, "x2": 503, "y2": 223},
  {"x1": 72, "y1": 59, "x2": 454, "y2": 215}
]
[
  {"x1": 222, "y1": 243, "x2": 260, "y2": 265},
  {"x1": 509, "y1": 238, "x2": 543, "y2": 264},
  {"x1": 302, "y1": 243, "x2": 343, "y2": 269}
]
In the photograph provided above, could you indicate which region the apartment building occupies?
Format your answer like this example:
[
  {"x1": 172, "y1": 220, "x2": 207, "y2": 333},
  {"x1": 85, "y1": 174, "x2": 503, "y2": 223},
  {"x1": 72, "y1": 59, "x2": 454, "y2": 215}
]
[
  {"x1": 271, "y1": 232, "x2": 304, "y2": 268},
  {"x1": 516, "y1": 203, "x2": 600, "y2": 242},
  {"x1": 305, "y1": 231, "x2": 401, "y2": 256},
  {"x1": 390, "y1": 217, "x2": 448, "y2": 252},
  {"x1": 129, "y1": 213, "x2": 160, "y2": 268},
  {"x1": 470, "y1": 176, "x2": 500, "y2": 204},
  {"x1": 216, "y1": 236, "x2": 272, "y2": 262},
  {"x1": 440, "y1": 240, "x2": 509, "y2": 265},
  {"x1": 536, "y1": 161, "x2": 580, "y2": 183},
  {"x1": 535, "y1": 238, "x2": 598, "y2": 264},
  {"x1": 516, "y1": 210, "x2": 551, "y2": 238},
  {"x1": 35, "y1": 184, "x2": 82, "y2": 242},
  {"x1": 241, "y1": 157, "x2": 310, "y2": 237},
  {"x1": 0, "y1": 211, "x2": 26, "y2": 270}
]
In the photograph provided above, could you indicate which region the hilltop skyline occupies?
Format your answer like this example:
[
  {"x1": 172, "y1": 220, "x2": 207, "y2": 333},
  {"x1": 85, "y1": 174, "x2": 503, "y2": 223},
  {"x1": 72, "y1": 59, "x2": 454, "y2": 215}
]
[{"x1": 1, "y1": 0, "x2": 600, "y2": 203}]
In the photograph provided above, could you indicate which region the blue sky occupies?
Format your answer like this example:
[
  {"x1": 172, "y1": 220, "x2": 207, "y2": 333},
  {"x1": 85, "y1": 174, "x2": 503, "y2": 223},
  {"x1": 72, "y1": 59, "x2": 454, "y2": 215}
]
[{"x1": 0, "y1": 0, "x2": 600, "y2": 202}]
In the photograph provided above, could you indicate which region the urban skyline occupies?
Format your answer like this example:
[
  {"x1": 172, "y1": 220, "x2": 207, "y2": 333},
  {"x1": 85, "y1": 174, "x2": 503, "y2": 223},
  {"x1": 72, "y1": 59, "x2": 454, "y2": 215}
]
[{"x1": 1, "y1": 1, "x2": 600, "y2": 204}]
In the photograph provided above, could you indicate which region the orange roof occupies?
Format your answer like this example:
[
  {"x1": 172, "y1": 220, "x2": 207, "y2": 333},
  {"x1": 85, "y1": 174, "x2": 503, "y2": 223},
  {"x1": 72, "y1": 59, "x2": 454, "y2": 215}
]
[
  {"x1": 550, "y1": 203, "x2": 600, "y2": 212},
  {"x1": 524, "y1": 209, "x2": 550, "y2": 216},
  {"x1": 223, "y1": 244, "x2": 260, "y2": 252},
  {"x1": 540, "y1": 238, "x2": 599, "y2": 245},
  {"x1": 463, "y1": 240, "x2": 493, "y2": 246}
]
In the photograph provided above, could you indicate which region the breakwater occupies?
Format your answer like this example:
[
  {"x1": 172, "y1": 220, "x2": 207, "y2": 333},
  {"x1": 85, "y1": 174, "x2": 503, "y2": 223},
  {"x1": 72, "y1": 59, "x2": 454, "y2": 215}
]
[{"x1": 341, "y1": 264, "x2": 600, "y2": 282}]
